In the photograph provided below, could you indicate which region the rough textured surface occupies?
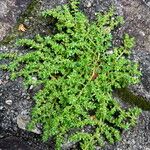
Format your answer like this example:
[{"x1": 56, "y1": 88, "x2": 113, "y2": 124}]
[
  {"x1": 0, "y1": 0, "x2": 150, "y2": 149},
  {"x1": 118, "y1": 0, "x2": 150, "y2": 101},
  {"x1": 131, "y1": 50, "x2": 150, "y2": 100},
  {"x1": 103, "y1": 111, "x2": 150, "y2": 150},
  {"x1": 120, "y1": 0, "x2": 150, "y2": 52},
  {"x1": 0, "y1": 0, "x2": 31, "y2": 41}
]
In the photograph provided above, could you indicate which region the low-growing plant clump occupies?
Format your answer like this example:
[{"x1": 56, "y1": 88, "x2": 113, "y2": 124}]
[{"x1": 0, "y1": 0, "x2": 142, "y2": 149}]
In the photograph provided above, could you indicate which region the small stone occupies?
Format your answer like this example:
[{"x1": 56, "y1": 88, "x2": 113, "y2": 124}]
[
  {"x1": 29, "y1": 85, "x2": 34, "y2": 90},
  {"x1": 106, "y1": 50, "x2": 113, "y2": 55},
  {"x1": 137, "y1": 15, "x2": 141, "y2": 20},
  {"x1": 0, "y1": 106, "x2": 4, "y2": 110},
  {"x1": 5, "y1": 75, "x2": 9, "y2": 80},
  {"x1": 17, "y1": 114, "x2": 41, "y2": 134},
  {"x1": 139, "y1": 30, "x2": 145, "y2": 36},
  {"x1": 5, "y1": 100, "x2": 12, "y2": 105},
  {"x1": 26, "y1": 96, "x2": 30, "y2": 100},
  {"x1": 85, "y1": 2, "x2": 92, "y2": 8},
  {"x1": 143, "y1": 0, "x2": 150, "y2": 7},
  {"x1": 32, "y1": 77, "x2": 37, "y2": 81}
]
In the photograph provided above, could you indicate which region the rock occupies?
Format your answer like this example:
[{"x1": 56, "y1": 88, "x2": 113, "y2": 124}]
[
  {"x1": 143, "y1": 0, "x2": 150, "y2": 7},
  {"x1": 5, "y1": 75, "x2": 9, "y2": 80},
  {"x1": 5, "y1": 100, "x2": 12, "y2": 105},
  {"x1": 29, "y1": 85, "x2": 34, "y2": 90},
  {"x1": 84, "y1": 1, "x2": 92, "y2": 8},
  {"x1": 0, "y1": 0, "x2": 31, "y2": 41},
  {"x1": 106, "y1": 50, "x2": 113, "y2": 55},
  {"x1": 139, "y1": 30, "x2": 146, "y2": 37},
  {"x1": 112, "y1": 111, "x2": 150, "y2": 150},
  {"x1": 17, "y1": 114, "x2": 41, "y2": 134},
  {"x1": 130, "y1": 50, "x2": 150, "y2": 100},
  {"x1": 0, "y1": 106, "x2": 4, "y2": 110}
]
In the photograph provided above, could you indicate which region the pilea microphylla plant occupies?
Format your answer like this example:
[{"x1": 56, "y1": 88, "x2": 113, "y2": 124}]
[{"x1": 0, "y1": 0, "x2": 142, "y2": 149}]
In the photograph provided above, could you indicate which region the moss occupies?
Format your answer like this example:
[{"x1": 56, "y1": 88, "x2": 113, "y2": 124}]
[{"x1": 115, "y1": 88, "x2": 150, "y2": 111}]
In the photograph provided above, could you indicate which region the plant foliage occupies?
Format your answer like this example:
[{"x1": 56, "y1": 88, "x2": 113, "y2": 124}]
[{"x1": 0, "y1": 0, "x2": 141, "y2": 149}]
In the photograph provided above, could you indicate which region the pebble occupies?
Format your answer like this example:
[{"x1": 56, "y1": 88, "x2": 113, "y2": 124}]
[
  {"x1": 85, "y1": 2, "x2": 92, "y2": 8},
  {"x1": 5, "y1": 100, "x2": 12, "y2": 105},
  {"x1": 0, "y1": 106, "x2": 4, "y2": 110},
  {"x1": 106, "y1": 50, "x2": 113, "y2": 55},
  {"x1": 29, "y1": 85, "x2": 34, "y2": 90},
  {"x1": 143, "y1": 0, "x2": 150, "y2": 7},
  {"x1": 26, "y1": 96, "x2": 30, "y2": 100},
  {"x1": 5, "y1": 75, "x2": 9, "y2": 80},
  {"x1": 17, "y1": 114, "x2": 41, "y2": 134},
  {"x1": 139, "y1": 30, "x2": 145, "y2": 37},
  {"x1": 32, "y1": 77, "x2": 37, "y2": 81}
]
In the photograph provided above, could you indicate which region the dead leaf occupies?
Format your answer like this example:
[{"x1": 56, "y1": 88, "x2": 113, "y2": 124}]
[
  {"x1": 91, "y1": 72, "x2": 98, "y2": 80},
  {"x1": 18, "y1": 24, "x2": 27, "y2": 32},
  {"x1": 104, "y1": 27, "x2": 111, "y2": 33},
  {"x1": 90, "y1": 115, "x2": 96, "y2": 120}
]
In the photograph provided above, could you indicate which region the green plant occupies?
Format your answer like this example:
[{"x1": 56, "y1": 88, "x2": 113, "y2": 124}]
[{"x1": 0, "y1": 0, "x2": 141, "y2": 149}]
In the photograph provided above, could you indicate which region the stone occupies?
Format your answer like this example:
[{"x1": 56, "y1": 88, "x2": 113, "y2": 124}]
[
  {"x1": 5, "y1": 100, "x2": 12, "y2": 105},
  {"x1": 143, "y1": 0, "x2": 150, "y2": 7},
  {"x1": 0, "y1": 106, "x2": 4, "y2": 110},
  {"x1": 139, "y1": 30, "x2": 146, "y2": 37},
  {"x1": 106, "y1": 50, "x2": 113, "y2": 55},
  {"x1": 86, "y1": 2, "x2": 92, "y2": 8},
  {"x1": 29, "y1": 85, "x2": 34, "y2": 90},
  {"x1": 17, "y1": 114, "x2": 41, "y2": 134},
  {"x1": 5, "y1": 75, "x2": 9, "y2": 80}
]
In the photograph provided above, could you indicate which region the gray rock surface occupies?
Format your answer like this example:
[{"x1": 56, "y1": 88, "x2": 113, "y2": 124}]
[
  {"x1": 119, "y1": 0, "x2": 150, "y2": 52},
  {"x1": 131, "y1": 50, "x2": 150, "y2": 100},
  {"x1": 102, "y1": 111, "x2": 150, "y2": 150},
  {"x1": 143, "y1": 0, "x2": 150, "y2": 7},
  {"x1": 0, "y1": 0, "x2": 31, "y2": 41}
]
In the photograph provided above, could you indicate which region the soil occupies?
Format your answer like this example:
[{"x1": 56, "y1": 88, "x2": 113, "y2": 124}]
[{"x1": 0, "y1": 0, "x2": 150, "y2": 150}]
